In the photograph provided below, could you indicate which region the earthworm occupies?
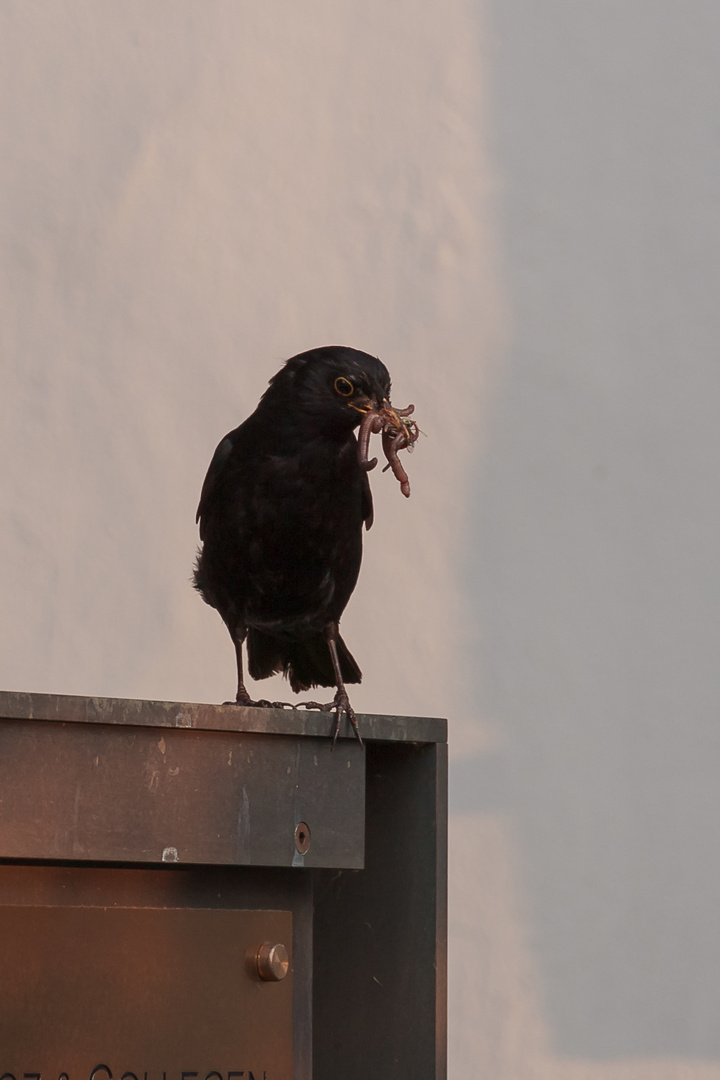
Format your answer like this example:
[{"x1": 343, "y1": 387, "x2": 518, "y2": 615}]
[
  {"x1": 357, "y1": 403, "x2": 419, "y2": 496},
  {"x1": 358, "y1": 411, "x2": 384, "y2": 471},
  {"x1": 382, "y1": 427, "x2": 412, "y2": 498}
]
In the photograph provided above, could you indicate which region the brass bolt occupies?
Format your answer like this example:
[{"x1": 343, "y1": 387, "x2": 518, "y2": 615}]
[
  {"x1": 294, "y1": 821, "x2": 311, "y2": 854},
  {"x1": 256, "y1": 942, "x2": 289, "y2": 982}
]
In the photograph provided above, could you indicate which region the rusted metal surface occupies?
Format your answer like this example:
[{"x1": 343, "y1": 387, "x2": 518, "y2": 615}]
[
  {"x1": 0, "y1": 864, "x2": 314, "y2": 1080},
  {"x1": 0, "y1": 719, "x2": 364, "y2": 867},
  {"x1": 0, "y1": 906, "x2": 292, "y2": 1076},
  {"x1": 0, "y1": 691, "x2": 448, "y2": 1078},
  {"x1": 0, "y1": 689, "x2": 447, "y2": 744}
]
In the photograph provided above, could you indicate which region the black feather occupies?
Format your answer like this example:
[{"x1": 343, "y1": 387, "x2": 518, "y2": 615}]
[{"x1": 194, "y1": 346, "x2": 392, "y2": 701}]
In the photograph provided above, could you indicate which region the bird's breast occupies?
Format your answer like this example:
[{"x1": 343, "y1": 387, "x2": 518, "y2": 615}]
[{"x1": 198, "y1": 428, "x2": 365, "y2": 630}]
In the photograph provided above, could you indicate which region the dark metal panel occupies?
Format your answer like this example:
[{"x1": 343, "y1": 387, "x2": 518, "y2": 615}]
[
  {"x1": 434, "y1": 741, "x2": 449, "y2": 1080},
  {"x1": 0, "y1": 689, "x2": 448, "y2": 744},
  {"x1": 0, "y1": 864, "x2": 314, "y2": 1080},
  {"x1": 0, "y1": 906, "x2": 292, "y2": 1076},
  {"x1": 0, "y1": 719, "x2": 364, "y2": 868},
  {"x1": 312, "y1": 741, "x2": 448, "y2": 1080},
  {"x1": 0, "y1": 692, "x2": 448, "y2": 1077}
]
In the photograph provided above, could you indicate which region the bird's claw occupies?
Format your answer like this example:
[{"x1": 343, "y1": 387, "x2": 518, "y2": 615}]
[
  {"x1": 227, "y1": 695, "x2": 294, "y2": 709},
  {"x1": 330, "y1": 689, "x2": 363, "y2": 749},
  {"x1": 297, "y1": 695, "x2": 363, "y2": 748}
]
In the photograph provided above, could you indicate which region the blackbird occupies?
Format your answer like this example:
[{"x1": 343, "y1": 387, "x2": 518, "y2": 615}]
[{"x1": 194, "y1": 345, "x2": 405, "y2": 744}]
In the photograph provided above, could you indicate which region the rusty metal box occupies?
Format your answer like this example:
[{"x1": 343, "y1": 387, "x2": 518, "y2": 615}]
[{"x1": 0, "y1": 691, "x2": 447, "y2": 1080}]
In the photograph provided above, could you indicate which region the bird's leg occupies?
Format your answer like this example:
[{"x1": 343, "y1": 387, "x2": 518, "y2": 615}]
[
  {"x1": 224, "y1": 629, "x2": 293, "y2": 709},
  {"x1": 295, "y1": 630, "x2": 363, "y2": 747},
  {"x1": 325, "y1": 623, "x2": 363, "y2": 748},
  {"x1": 232, "y1": 630, "x2": 253, "y2": 705}
]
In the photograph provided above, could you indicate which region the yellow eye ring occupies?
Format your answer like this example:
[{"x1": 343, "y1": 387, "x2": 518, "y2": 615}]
[{"x1": 334, "y1": 376, "x2": 354, "y2": 397}]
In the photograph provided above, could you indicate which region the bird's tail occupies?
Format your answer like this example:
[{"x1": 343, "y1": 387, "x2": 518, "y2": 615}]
[{"x1": 247, "y1": 628, "x2": 362, "y2": 693}]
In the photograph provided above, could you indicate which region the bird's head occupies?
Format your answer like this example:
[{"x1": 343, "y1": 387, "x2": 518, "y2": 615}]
[{"x1": 263, "y1": 345, "x2": 398, "y2": 434}]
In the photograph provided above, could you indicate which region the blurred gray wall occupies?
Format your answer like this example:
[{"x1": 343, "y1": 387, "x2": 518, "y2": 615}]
[
  {"x1": 453, "y1": 4, "x2": 720, "y2": 1075},
  {"x1": 2, "y1": 3, "x2": 719, "y2": 1077}
]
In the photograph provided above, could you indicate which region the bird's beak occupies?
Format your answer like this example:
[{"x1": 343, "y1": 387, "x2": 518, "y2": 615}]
[
  {"x1": 378, "y1": 397, "x2": 406, "y2": 430},
  {"x1": 350, "y1": 394, "x2": 397, "y2": 417},
  {"x1": 350, "y1": 395, "x2": 415, "y2": 445},
  {"x1": 349, "y1": 393, "x2": 379, "y2": 416}
]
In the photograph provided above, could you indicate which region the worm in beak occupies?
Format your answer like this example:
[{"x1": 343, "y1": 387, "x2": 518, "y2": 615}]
[{"x1": 357, "y1": 402, "x2": 420, "y2": 497}]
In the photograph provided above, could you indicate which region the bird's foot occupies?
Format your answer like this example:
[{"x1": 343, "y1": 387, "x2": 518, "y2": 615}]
[
  {"x1": 224, "y1": 693, "x2": 294, "y2": 709},
  {"x1": 330, "y1": 687, "x2": 363, "y2": 748},
  {"x1": 297, "y1": 688, "x2": 363, "y2": 748},
  {"x1": 287, "y1": 695, "x2": 364, "y2": 747}
]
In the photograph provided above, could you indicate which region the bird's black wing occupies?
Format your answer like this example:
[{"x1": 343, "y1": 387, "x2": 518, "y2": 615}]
[
  {"x1": 195, "y1": 431, "x2": 237, "y2": 539},
  {"x1": 361, "y1": 467, "x2": 374, "y2": 530}
]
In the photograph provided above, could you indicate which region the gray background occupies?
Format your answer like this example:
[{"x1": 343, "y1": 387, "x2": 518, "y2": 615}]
[{"x1": 2, "y1": 3, "x2": 719, "y2": 1076}]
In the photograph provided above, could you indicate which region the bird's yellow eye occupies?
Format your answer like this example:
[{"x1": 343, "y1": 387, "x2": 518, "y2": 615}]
[{"x1": 334, "y1": 376, "x2": 354, "y2": 397}]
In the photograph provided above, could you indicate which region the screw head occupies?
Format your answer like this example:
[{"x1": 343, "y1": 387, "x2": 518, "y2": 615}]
[
  {"x1": 294, "y1": 821, "x2": 311, "y2": 854},
  {"x1": 256, "y1": 941, "x2": 289, "y2": 981}
]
